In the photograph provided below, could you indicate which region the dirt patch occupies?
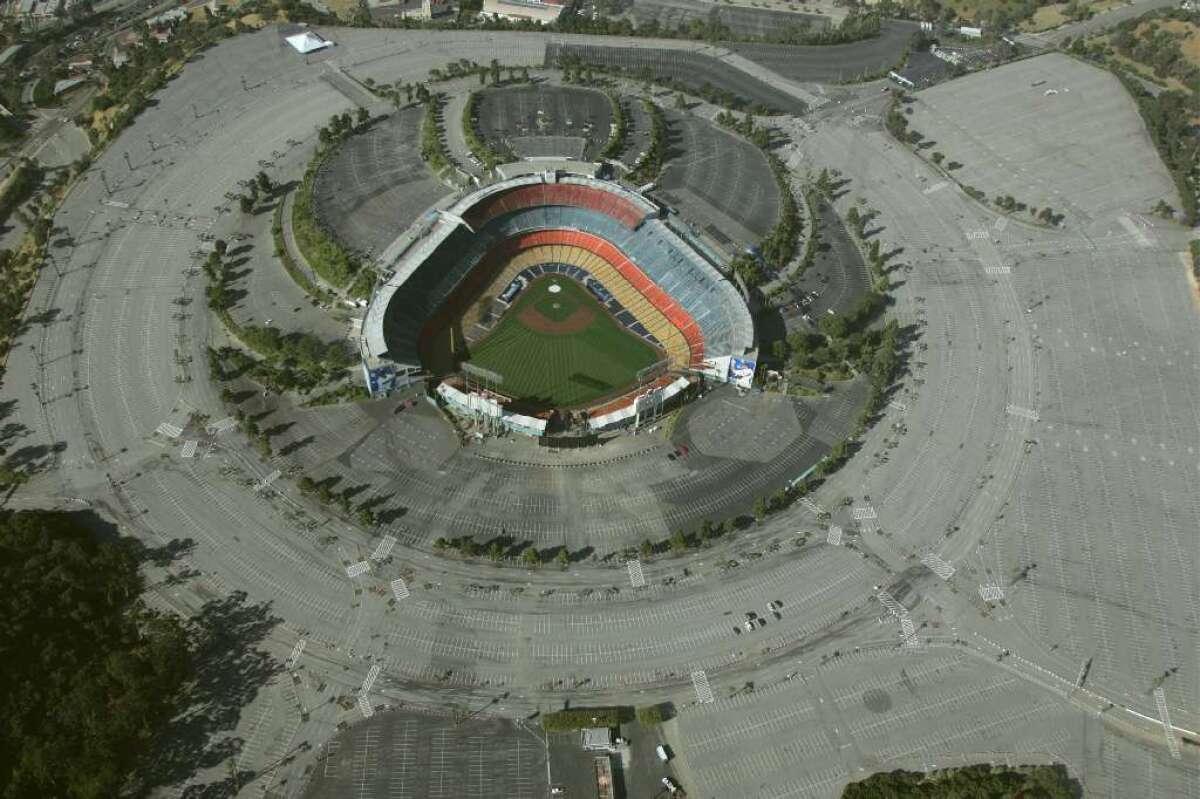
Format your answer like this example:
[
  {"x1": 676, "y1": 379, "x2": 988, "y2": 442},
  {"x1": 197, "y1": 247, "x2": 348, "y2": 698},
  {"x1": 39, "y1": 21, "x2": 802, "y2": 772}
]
[{"x1": 517, "y1": 301, "x2": 596, "y2": 334}]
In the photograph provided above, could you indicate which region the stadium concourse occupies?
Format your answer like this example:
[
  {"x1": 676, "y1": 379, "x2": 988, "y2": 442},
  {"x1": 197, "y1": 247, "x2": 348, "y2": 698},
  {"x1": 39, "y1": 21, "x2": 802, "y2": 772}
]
[{"x1": 362, "y1": 172, "x2": 757, "y2": 433}]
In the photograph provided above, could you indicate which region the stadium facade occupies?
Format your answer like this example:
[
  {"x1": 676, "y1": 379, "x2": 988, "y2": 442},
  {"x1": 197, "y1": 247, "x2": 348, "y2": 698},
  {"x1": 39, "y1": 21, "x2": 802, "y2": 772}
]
[{"x1": 361, "y1": 171, "x2": 757, "y2": 435}]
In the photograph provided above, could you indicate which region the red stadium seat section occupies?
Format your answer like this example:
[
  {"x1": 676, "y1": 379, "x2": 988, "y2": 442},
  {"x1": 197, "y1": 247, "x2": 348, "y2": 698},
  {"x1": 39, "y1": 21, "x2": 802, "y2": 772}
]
[{"x1": 462, "y1": 184, "x2": 647, "y2": 230}]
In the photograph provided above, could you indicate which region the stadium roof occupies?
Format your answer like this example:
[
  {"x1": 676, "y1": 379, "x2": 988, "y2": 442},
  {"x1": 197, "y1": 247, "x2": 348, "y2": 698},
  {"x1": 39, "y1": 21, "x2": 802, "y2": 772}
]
[{"x1": 285, "y1": 31, "x2": 332, "y2": 54}]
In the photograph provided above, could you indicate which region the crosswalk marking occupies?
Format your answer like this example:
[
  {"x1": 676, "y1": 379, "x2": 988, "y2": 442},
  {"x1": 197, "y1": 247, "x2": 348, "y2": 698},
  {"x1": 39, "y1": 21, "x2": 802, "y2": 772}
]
[
  {"x1": 921, "y1": 553, "x2": 955, "y2": 580},
  {"x1": 801, "y1": 498, "x2": 825, "y2": 516},
  {"x1": 390, "y1": 578, "x2": 410, "y2": 601},
  {"x1": 1154, "y1": 687, "x2": 1181, "y2": 759},
  {"x1": 877, "y1": 591, "x2": 907, "y2": 619},
  {"x1": 253, "y1": 469, "x2": 281, "y2": 492},
  {"x1": 984, "y1": 265, "x2": 1012, "y2": 275},
  {"x1": 285, "y1": 639, "x2": 306, "y2": 670},
  {"x1": 180, "y1": 439, "x2": 198, "y2": 459},
  {"x1": 851, "y1": 505, "x2": 877, "y2": 521},
  {"x1": 206, "y1": 416, "x2": 236, "y2": 435},
  {"x1": 691, "y1": 669, "x2": 714, "y2": 704},
  {"x1": 361, "y1": 664, "x2": 381, "y2": 694},
  {"x1": 627, "y1": 559, "x2": 645, "y2": 588},
  {"x1": 1005, "y1": 404, "x2": 1040, "y2": 422},
  {"x1": 980, "y1": 584, "x2": 1005, "y2": 602},
  {"x1": 155, "y1": 421, "x2": 183, "y2": 438},
  {"x1": 826, "y1": 525, "x2": 843, "y2": 546},
  {"x1": 346, "y1": 560, "x2": 371, "y2": 578},
  {"x1": 358, "y1": 694, "x2": 374, "y2": 719},
  {"x1": 371, "y1": 535, "x2": 397, "y2": 561}
]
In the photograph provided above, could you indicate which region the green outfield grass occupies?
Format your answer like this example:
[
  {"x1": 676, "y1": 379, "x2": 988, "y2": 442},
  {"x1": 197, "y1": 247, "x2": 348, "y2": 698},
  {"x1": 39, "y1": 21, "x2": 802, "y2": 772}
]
[{"x1": 465, "y1": 276, "x2": 662, "y2": 409}]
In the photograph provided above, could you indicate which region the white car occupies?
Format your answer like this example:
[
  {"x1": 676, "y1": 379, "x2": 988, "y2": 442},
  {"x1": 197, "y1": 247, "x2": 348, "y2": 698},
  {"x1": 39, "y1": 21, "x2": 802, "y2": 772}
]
[{"x1": 656, "y1": 744, "x2": 671, "y2": 761}]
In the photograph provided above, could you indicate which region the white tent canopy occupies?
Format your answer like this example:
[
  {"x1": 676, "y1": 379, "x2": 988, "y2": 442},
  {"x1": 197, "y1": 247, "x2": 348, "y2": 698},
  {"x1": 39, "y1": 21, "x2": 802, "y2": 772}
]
[{"x1": 285, "y1": 31, "x2": 332, "y2": 54}]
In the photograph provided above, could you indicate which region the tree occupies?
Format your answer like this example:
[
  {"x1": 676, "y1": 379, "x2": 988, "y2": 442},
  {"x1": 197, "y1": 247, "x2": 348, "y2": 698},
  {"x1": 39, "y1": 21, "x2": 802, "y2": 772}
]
[
  {"x1": 239, "y1": 194, "x2": 254, "y2": 214},
  {"x1": 255, "y1": 170, "x2": 272, "y2": 195},
  {"x1": 555, "y1": 547, "x2": 570, "y2": 565},
  {"x1": 669, "y1": 529, "x2": 688, "y2": 552},
  {"x1": 490, "y1": 58, "x2": 501, "y2": 85},
  {"x1": 356, "y1": 508, "x2": 376, "y2": 527},
  {"x1": 355, "y1": 106, "x2": 370, "y2": 128},
  {"x1": 214, "y1": 239, "x2": 227, "y2": 257},
  {"x1": 522, "y1": 547, "x2": 541, "y2": 566},
  {"x1": 753, "y1": 496, "x2": 767, "y2": 522},
  {"x1": 639, "y1": 538, "x2": 654, "y2": 557},
  {"x1": 819, "y1": 314, "x2": 848, "y2": 339},
  {"x1": 0, "y1": 511, "x2": 193, "y2": 798}
]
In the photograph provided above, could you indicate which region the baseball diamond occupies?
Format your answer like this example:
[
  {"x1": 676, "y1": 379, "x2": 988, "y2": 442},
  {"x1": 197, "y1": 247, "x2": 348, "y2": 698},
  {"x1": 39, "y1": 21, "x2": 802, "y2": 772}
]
[{"x1": 465, "y1": 275, "x2": 663, "y2": 410}]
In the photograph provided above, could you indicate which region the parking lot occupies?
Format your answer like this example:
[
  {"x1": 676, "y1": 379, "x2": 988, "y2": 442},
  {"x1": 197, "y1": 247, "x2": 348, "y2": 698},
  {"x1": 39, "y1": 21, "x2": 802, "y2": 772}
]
[
  {"x1": 546, "y1": 42, "x2": 810, "y2": 114},
  {"x1": 312, "y1": 107, "x2": 450, "y2": 257},
  {"x1": 657, "y1": 110, "x2": 779, "y2": 247},
  {"x1": 476, "y1": 84, "x2": 614, "y2": 161},
  {"x1": 304, "y1": 711, "x2": 548, "y2": 799},
  {"x1": 628, "y1": 0, "x2": 828, "y2": 39},
  {"x1": 731, "y1": 19, "x2": 919, "y2": 84},
  {"x1": 905, "y1": 53, "x2": 1178, "y2": 229}
]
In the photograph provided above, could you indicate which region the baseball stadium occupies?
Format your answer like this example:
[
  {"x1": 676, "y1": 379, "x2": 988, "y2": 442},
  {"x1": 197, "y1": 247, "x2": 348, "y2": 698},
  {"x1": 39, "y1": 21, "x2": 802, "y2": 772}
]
[{"x1": 362, "y1": 173, "x2": 757, "y2": 436}]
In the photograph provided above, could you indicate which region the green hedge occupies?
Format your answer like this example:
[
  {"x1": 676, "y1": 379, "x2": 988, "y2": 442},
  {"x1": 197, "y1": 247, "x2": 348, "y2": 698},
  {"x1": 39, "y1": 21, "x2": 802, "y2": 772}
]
[
  {"x1": 292, "y1": 157, "x2": 359, "y2": 289},
  {"x1": 540, "y1": 706, "x2": 633, "y2": 731},
  {"x1": 462, "y1": 91, "x2": 506, "y2": 169},
  {"x1": 599, "y1": 90, "x2": 626, "y2": 159},
  {"x1": 420, "y1": 94, "x2": 451, "y2": 175},
  {"x1": 628, "y1": 99, "x2": 665, "y2": 183}
]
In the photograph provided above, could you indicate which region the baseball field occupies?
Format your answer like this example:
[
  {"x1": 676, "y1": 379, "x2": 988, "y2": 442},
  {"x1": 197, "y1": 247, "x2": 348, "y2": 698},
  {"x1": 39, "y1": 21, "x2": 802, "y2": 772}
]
[{"x1": 464, "y1": 276, "x2": 662, "y2": 409}]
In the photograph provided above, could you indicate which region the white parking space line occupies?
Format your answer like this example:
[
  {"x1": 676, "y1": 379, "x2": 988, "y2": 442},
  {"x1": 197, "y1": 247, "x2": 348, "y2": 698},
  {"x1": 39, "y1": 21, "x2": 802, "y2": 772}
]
[
  {"x1": 371, "y1": 534, "x2": 397, "y2": 561},
  {"x1": 627, "y1": 559, "x2": 646, "y2": 588},
  {"x1": 801, "y1": 498, "x2": 825, "y2": 516}
]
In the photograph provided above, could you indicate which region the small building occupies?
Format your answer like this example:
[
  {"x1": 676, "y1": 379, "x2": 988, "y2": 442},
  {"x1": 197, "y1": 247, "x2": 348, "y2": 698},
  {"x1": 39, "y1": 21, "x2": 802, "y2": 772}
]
[
  {"x1": 958, "y1": 25, "x2": 983, "y2": 38},
  {"x1": 480, "y1": 0, "x2": 565, "y2": 24},
  {"x1": 285, "y1": 30, "x2": 334, "y2": 54},
  {"x1": 115, "y1": 30, "x2": 142, "y2": 48},
  {"x1": 110, "y1": 46, "x2": 130, "y2": 68},
  {"x1": 146, "y1": 6, "x2": 188, "y2": 26},
  {"x1": 150, "y1": 28, "x2": 173, "y2": 45},
  {"x1": 53, "y1": 77, "x2": 85, "y2": 96},
  {"x1": 66, "y1": 54, "x2": 94, "y2": 72},
  {"x1": 580, "y1": 727, "x2": 613, "y2": 752}
]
